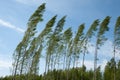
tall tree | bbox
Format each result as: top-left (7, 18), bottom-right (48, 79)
top-left (72, 24), bottom-right (84, 68)
top-left (80, 20), bottom-right (99, 80)
top-left (62, 27), bottom-right (73, 70)
top-left (94, 16), bottom-right (110, 80)
top-left (28, 45), bottom-right (43, 80)
top-left (116, 60), bottom-right (120, 80)
top-left (113, 16), bottom-right (120, 80)
top-left (12, 3), bottom-right (46, 80)
top-left (19, 3), bottom-right (46, 76)
top-left (104, 58), bottom-right (116, 80)
top-left (27, 15), bottom-right (57, 79)
top-left (45, 16), bottom-right (66, 79)
top-left (81, 19), bottom-right (99, 68)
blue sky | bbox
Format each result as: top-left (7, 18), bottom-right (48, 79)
top-left (0, 0), bottom-right (120, 77)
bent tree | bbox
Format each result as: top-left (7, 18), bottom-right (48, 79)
top-left (12, 3), bottom-right (45, 80)
top-left (113, 16), bottom-right (120, 80)
top-left (27, 15), bottom-right (57, 80)
top-left (80, 19), bottom-right (99, 80)
top-left (94, 16), bottom-right (110, 80)
top-left (11, 2), bottom-right (120, 80)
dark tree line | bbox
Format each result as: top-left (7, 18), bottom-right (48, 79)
top-left (1, 3), bottom-right (120, 80)
top-left (1, 58), bottom-right (120, 80)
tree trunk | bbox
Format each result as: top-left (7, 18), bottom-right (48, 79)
top-left (93, 43), bottom-right (98, 80)
top-left (13, 52), bottom-right (21, 80)
top-left (113, 46), bottom-right (116, 80)
top-left (81, 51), bottom-right (85, 80)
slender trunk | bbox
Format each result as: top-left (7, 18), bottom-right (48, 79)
top-left (51, 55), bottom-right (54, 70)
top-left (66, 56), bottom-right (70, 80)
top-left (49, 54), bottom-right (52, 71)
top-left (66, 54), bottom-right (69, 80)
top-left (81, 50), bottom-right (85, 80)
top-left (113, 46), bottom-right (116, 80)
top-left (67, 56), bottom-right (71, 80)
top-left (57, 55), bottom-right (60, 80)
top-left (45, 55), bottom-right (48, 73)
top-left (13, 52), bottom-right (21, 80)
top-left (63, 53), bottom-right (66, 70)
top-left (72, 55), bottom-right (76, 80)
top-left (44, 54), bottom-right (49, 80)
top-left (19, 48), bottom-right (27, 80)
top-left (82, 52), bottom-right (85, 68)
top-left (93, 42), bottom-right (98, 80)
top-left (63, 46), bottom-right (67, 70)
top-left (54, 53), bottom-right (58, 70)
top-left (73, 55), bottom-right (76, 68)
top-left (13, 61), bottom-right (18, 80)
top-left (20, 54), bottom-right (26, 75)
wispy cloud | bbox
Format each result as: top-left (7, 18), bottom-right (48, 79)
top-left (15, 0), bottom-right (104, 19)
top-left (0, 19), bottom-right (25, 33)
top-left (87, 40), bottom-right (114, 58)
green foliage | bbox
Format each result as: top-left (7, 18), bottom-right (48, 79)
top-left (1, 66), bottom-right (101, 80)
top-left (38, 15), bottom-right (57, 40)
top-left (93, 16), bottom-right (110, 80)
top-left (63, 27), bottom-right (73, 42)
top-left (11, 2), bottom-right (120, 80)
top-left (12, 3), bottom-right (46, 80)
top-left (74, 24), bottom-right (85, 45)
top-left (104, 58), bottom-right (116, 80)
top-left (114, 16), bottom-right (120, 48)
top-left (97, 16), bottom-right (110, 47)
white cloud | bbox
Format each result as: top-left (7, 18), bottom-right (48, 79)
top-left (0, 19), bottom-right (25, 33)
top-left (87, 40), bottom-right (114, 58)
top-left (76, 40), bottom-right (114, 71)
top-left (83, 59), bottom-right (108, 71)
top-left (84, 60), bottom-right (94, 70)
top-left (99, 59), bottom-right (108, 71)
top-left (99, 40), bottom-right (113, 57)
top-left (0, 54), bottom-right (12, 77)
top-left (0, 40), bottom-right (13, 77)
top-left (75, 59), bottom-right (107, 71)
top-left (0, 53), bottom-right (12, 69)
top-left (0, 60), bottom-right (11, 69)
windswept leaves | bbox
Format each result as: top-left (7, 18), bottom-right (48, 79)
top-left (12, 3), bottom-right (120, 80)
top-left (74, 24), bottom-right (85, 45)
top-left (86, 19), bottom-right (99, 39)
top-left (97, 16), bottom-right (110, 47)
top-left (12, 3), bottom-right (46, 79)
top-left (63, 27), bottom-right (73, 42)
top-left (114, 16), bottom-right (120, 47)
